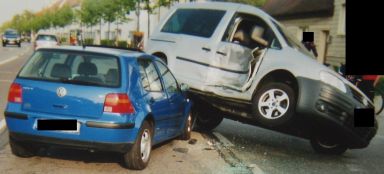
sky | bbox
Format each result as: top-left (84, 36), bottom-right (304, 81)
top-left (0, 0), bottom-right (56, 25)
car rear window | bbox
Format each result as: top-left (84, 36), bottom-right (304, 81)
top-left (161, 9), bottom-right (226, 38)
top-left (36, 35), bottom-right (57, 42)
top-left (18, 50), bottom-right (121, 87)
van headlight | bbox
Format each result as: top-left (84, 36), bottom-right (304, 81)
top-left (319, 71), bottom-right (347, 93)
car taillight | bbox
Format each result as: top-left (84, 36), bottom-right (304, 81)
top-left (8, 83), bottom-right (22, 103)
top-left (103, 93), bottom-right (135, 114)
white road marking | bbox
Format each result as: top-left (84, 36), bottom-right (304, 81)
top-left (0, 119), bottom-right (6, 132)
top-left (0, 46), bottom-right (31, 66)
top-left (0, 80), bottom-right (12, 82)
top-left (0, 56), bottom-right (18, 66)
top-left (212, 131), bottom-right (235, 147)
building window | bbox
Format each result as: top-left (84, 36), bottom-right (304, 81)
top-left (337, 3), bottom-right (346, 36)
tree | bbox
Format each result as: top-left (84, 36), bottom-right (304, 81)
top-left (226, 0), bottom-right (266, 7)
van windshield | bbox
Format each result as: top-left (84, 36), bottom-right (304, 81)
top-left (271, 20), bottom-right (315, 58)
top-left (161, 9), bottom-right (226, 38)
top-left (18, 50), bottom-right (120, 87)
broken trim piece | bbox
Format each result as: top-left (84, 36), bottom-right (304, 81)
top-left (176, 56), bottom-right (249, 74)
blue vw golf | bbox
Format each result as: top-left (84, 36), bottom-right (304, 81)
top-left (4, 46), bottom-right (192, 170)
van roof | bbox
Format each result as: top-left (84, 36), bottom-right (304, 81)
top-left (174, 2), bottom-right (271, 19)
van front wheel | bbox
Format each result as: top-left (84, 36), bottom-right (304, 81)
top-left (252, 82), bottom-right (296, 127)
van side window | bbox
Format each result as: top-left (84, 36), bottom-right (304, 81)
top-left (223, 13), bottom-right (281, 49)
top-left (138, 60), bottom-right (163, 92)
top-left (161, 9), bottom-right (226, 38)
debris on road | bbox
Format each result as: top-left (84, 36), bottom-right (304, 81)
top-left (188, 139), bottom-right (197, 145)
top-left (173, 147), bottom-right (189, 154)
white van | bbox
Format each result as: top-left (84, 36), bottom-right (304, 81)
top-left (146, 2), bottom-right (377, 154)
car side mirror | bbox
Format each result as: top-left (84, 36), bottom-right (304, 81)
top-left (180, 83), bottom-right (189, 92)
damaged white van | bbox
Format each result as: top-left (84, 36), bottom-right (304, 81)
top-left (146, 2), bottom-right (377, 154)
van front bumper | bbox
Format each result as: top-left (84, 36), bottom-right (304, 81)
top-left (296, 77), bottom-right (378, 149)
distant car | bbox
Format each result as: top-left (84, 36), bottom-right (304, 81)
top-left (34, 34), bottom-right (59, 50)
top-left (5, 46), bottom-right (192, 170)
top-left (2, 29), bottom-right (21, 47)
top-left (146, 2), bottom-right (377, 155)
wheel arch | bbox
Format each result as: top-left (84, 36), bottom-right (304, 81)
top-left (253, 69), bottom-right (299, 99)
top-left (152, 52), bottom-right (167, 64)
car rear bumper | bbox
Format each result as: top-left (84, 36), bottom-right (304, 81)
top-left (296, 77), bottom-right (378, 148)
top-left (9, 131), bottom-right (133, 153)
top-left (4, 111), bottom-right (139, 152)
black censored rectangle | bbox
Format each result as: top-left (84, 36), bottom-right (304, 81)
top-left (37, 120), bottom-right (77, 131)
top-left (354, 108), bottom-right (374, 127)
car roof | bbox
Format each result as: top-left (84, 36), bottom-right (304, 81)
top-left (37, 46), bottom-right (148, 59)
top-left (174, 2), bottom-right (272, 19)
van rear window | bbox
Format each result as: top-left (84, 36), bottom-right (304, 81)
top-left (18, 50), bottom-right (120, 87)
top-left (161, 9), bottom-right (225, 38)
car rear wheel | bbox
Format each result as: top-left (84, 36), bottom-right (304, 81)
top-left (9, 138), bottom-right (39, 158)
top-left (179, 112), bottom-right (192, 140)
top-left (18, 43), bottom-right (21, 47)
top-left (310, 137), bottom-right (347, 155)
top-left (252, 82), bottom-right (296, 127)
top-left (123, 121), bottom-right (152, 170)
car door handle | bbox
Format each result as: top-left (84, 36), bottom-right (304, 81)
top-left (202, 47), bottom-right (211, 52)
top-left (216, 51), bottom-right (227, 56)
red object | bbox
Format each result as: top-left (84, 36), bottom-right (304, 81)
top-left (362, 75), bottom-right (378, 81)
top-left (103, 93), bottom-right (135, 114)
top-left (8, 83), bottom-right (22, 103)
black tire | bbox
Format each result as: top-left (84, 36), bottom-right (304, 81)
top-left (18, 43), bottom-right (21, 47)
top-left (179, 112), bottom-right (192, 140)
top-left (2, 43), bottom-right (5, 47)
top-left (194, 105), bottom-right (223, 131)
top-left (123, 121), bottom-right (152, 170)
top-left (374, 93), bottom-right (384, 115)
top-left (252, 82), bottom-right (296, 127)
top-left (9, 138), bottom-right (38, 158)
top-left (310, 137), bottom-right (347, 155)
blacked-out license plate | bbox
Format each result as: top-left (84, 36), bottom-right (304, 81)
top-left (37, 119), bottom-right (79, 132)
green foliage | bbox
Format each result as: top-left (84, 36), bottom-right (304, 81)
top-left (60, 37), bottom-right (68, 44)
top-left (226, 0), bottom-right (266, 7)
top-left (117, 41), bottom-right (128, 48)
top-left (84, 38), bottom-right (94, 45)
top-left (100, 39), bottom-right (115, 46)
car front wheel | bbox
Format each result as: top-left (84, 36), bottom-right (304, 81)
top-left (123, 121), bottom-right (152, 170)
top-left (252, 82), bottom-right (296, 127)
top-left (179, 112), bottom-right (192, 140)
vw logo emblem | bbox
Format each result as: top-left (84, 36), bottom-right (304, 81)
top-left (57, 87), bottom-right (67, 97)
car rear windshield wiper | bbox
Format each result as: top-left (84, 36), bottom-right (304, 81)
top-left (58, 78), bottom-right (101, 86)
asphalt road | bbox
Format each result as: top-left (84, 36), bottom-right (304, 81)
top-left (213, 114), bottom-right (384, 174)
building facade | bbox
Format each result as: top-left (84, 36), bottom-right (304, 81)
top-left (263, 0), bottom-right (346, 67)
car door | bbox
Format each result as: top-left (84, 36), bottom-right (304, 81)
top-left (212, 13), bottom-right (282, 91)
top-left (138, 59), bottom-right (174, 140)
top-left (161, 8), bottom-right (227, 87)
top-left (154, 60), bottom-right (185, 136)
